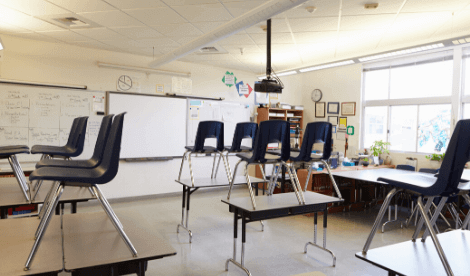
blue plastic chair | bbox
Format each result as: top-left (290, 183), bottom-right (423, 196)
top-left (227, 120), bottom-right (304, 209)
top-left (212, 122), bottom-right (259, 179)
top-left (419, 168), bottom-right (439, 174)
top-left (362, 119), bottom-right (470, 276)
top-left (178, 121), bottom-right (228, 187)
top-left (396, 164), bottom-right (416, 171)
top-left (24, 113), bottom-right (137, 271)
top-left (0, 146), bottom-right (30, 201)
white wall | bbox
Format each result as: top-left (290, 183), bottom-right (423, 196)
top-left (0, 34), bottom-right (258, 198)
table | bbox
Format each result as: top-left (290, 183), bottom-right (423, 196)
top-left (175, 176), bottom-right (267, 243)
top-left (0, 178), bottom-right (95, 219)
top-left (62, 210), bottom-right (176, 276)
top-left (0, 216), bottom-right (63, 276)
top-left (356, 230), bottom-right (470, 276)
top-left (222, 191), bottom-right (343, 276)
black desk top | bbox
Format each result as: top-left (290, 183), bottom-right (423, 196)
top-left (175, 176), bottom-right (267, 188)
top-left (356, 230), bottom-right (470, 276)
top-left (222, 191), bottom-right (342, 214)
top-left (62, 209), bottom-right (176, 271)
top-left (0, 216), bottom-right (63, 276)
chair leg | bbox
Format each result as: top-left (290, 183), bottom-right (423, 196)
top-left (416, 197), bottom-right (453, 276)
top-left (178, 151), bottom-right (189, 181)
top-left (321, 160), bottom-right (342, 200)
top-left (92, 185), bottom-right (138, 257)
top-left (188, 153), bottom-right (195, 188)
top-left (8, 155), bottom-right (30, 201)
top-left (211, 152), bottom-right (218, 179)
top-left (362, 188), bottom-right (401, 254)
top-left (32, 154), bottom-right (46, 191)
top-left (269, 164), bottom-right (282, 195)
top-left (244, 164), bottom-right (257, 210)
top-left (93, 185), bottom-right (123, 229)
top-left (258, 164), bottom-right (266, 181)
top-left (220, 151), bottom-right (233, 183)
top-left (35, 182), bottom-right (61, 238)
top-left (412, 197), bottom-right (435, 242)
top-left (283, 162), bottom-right (304, 204)
top-left (267, 164), bottom-right (277, 195)
top-left (289, 163), bottom-right (305, 199)
top-left (227, 160), bottom-right (243, 200)
top-left (25, 184), bottom-right (63, 271)
top-left (422, 197), bottom-right (447, 241)
top-left (214, 153), bottom-right (223, 179)
top-left (460, 194), bottom-right (470, 229)
top-left (303, 163), bottom-right (314, 192)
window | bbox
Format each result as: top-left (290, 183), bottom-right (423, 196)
top-left (362, 50), bottom-right (454, 154)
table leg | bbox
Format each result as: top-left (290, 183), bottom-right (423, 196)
top-left (281, 165), bottom-right (286, 193)
top-left (225, 210), bottom-right (251, 276)
top-left (388, 271), bottom-right (397, 276)
top-left (71, 202), bottom-right (77, 214)
top-left (304, 208), bottom-right (336, 266)
top-left (138, 261), bottom-right (146, 276)
top-left (382, 193), bottom-right (403, 233)
top-left (177, 186), bottom-right (195, 243)
top-left (1, 208), bottom-right (7, 219)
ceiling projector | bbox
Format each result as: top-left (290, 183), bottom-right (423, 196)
top-left (254, 79), bottom-right (283, 93)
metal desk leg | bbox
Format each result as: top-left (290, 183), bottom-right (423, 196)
top-left (304, 209), bottom-right (336, 266)
top-left (177, 186), bottom-right (197, 243)
top-left (225, 210), bottom-right (251, 276)
top-left (281, 165), bottom-right (286, 193)
top-left (71, 202), bottom-right (77, 214)
top-left (0, 208), bottom-right (7, 219)
top-left (382, 193), bottom-right (403, 233)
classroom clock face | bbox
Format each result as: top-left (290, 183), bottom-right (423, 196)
top-left (118, 75), bottom-right (133, 91)
top-left (311, 89), bottom-right (322, 102)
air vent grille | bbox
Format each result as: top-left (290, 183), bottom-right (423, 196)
top-left (54, 17), bottom-right (89, 27)
top-left (200, 47), bottom-right (219, 53)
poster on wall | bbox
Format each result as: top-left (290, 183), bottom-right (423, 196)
top-left (236, 81), bottom-right (253, 98)
top-left (222, 71), bottom-right (237, 87)
top-left (172, 77), bottom-right (192, 94)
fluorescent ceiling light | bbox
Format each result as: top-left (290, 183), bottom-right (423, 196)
top-left (299, 60), bottom-right (355, 73)
top-left (275, 71), bottom-right (297, 77)
top-left (0, 36), bottom-right (3, 51)
top-left (358, 43), bottom-right (445, 62)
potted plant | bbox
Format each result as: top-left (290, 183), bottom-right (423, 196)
top-left (370, 140), bottom-right (391, 166)
top-left (425, 153), bottom-right (445, 161)
top-left (362, 157), bottom-right (369, 167)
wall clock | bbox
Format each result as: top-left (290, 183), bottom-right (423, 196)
top-left (118, 75), bottom-right (133, 91)
top-left (311, 89), bottom-right (322, 102)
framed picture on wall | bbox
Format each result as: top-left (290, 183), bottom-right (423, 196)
top-left (341, 102), bottom-right (356, 116)
top-left (339, 117), bottom-right (347, 130)
top-left (328, 116), bottom-right (338, 125)
top-left (327, 102), bottom-right (339, 114)
top-left (315, 102), bottom-right (326, 118)
top-left (332, 126), bottom-right (337, 134)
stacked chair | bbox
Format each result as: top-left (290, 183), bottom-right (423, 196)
top-left (24, 113), bottom-right (138, 271)
top-left (362, 119), bottom-right (470, 276)
top-left (0, 145), bottom-right (31, 200)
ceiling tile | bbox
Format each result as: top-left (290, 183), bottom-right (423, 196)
top-left (101, 39), bottom-right (146, 48)
top-left (104, 0), bottom-right (165, 9)
top-left (244, 19), bottom-right (290, 34)
top-left (217, 34), bottom-right (255, 45)
top-left (162, 0), bottom-right (219, 5)
top-left (340, 14), bottom-right (395, 31)
top-left (224, 45), bottom-right (263, 55)
top-left (110, 26), bottom-right (163, 39)
top-left (249, 33), bottom-right (294, 44)
top-left (152, 23), bottom-right (203, 37)
top-left (78, 10), bottom-right (145, 27)
top-left (172, 3), bottom-right (233, 22)
top-left (433, 10), bottom-right (470, 39)
top-left (222, 1), bottom-right (266, 18)
top-left (288, 17), bottom-right (338, 32)
top-left (125, 8), bottom-right (187, 25)
top-left (277, 0), bottom-right (340, 19)
top-left (172, 36), bottom-right (199, 45)
top-left (37, 30), bottom-right (93, 42)
top-left (158, 47), bottom-right (179, 53)
top-left (46, 0), bottom-right (117, 13)
top-left (136, 38), bottom-right (180, 47)
top-left (0, 0), bottom-right (69, 16)
top-left (402, 0), bottom-right (470, 13)
top-left (342, 0), bottom-right (403, 16)
top-left (73, 27), bottom-right (128, 40)
top-left (0, 20), bottom-right (32, 34)
top-left (73, 39), bottom-right (119, 50)
top-left (191, 21), bottom-right (226, 33)
top-left (293, 31), bottom-right (337, 44)
top-left (0, 6), bottom-right (64, 31)
top-left (11, 32), bottom-right (63, 43)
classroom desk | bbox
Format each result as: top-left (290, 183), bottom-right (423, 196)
top-left (222, 191), bottom-right (343, 276)
top-left (175, 176), bottom-right (267, 243)
top-left (355, 230), bottom-right (470, 276)
top-left (0, 178), bottom-right (95, 219)
top-left (0, 216), bottom-right (63, 276)
top-left (62, 210), bottom-right (176, 276)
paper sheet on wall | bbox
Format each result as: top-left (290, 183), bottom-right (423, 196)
top-left (92, 96), bottom-right (105, 112)
top-left (172, 77), bottom-right (192, 95)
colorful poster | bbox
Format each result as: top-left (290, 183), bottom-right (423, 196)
top-left (236, 81), bottom-right (253, 98)
top-left (222, 71), bottom-right (237, 87)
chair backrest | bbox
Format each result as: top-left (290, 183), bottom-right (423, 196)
top-left (193, 121), bottom-right (224, 151)
top-left (251, 120), bottom-right (290, 163)
top-left (65, 116), bottom-right (88, 157)
top-left (91, 114), bottom-right (114, 161)
top-left (95, 112), bottom-right (126, 184)
top-left (434, 119), bottom-right (470, 196)
top-left (229, 122), bottom-right (258, 152)
top-left (396, 164), bottom-right (415, 171)
top-left (419, 168), bottom-right (439, 174)
top-left (64, 117), bottom-right (82, 147)
top-left (296, 122), bottom-right (332, 162)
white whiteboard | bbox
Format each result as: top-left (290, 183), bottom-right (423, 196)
top-left (187, 99), bottom-right (252, 148)
top-left (107, 92), bottom-right (187, 158)
top-left (0, 83), bottom-right (105, 162)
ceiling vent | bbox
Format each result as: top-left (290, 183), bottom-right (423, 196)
top-left (199, 47), bottom-right (218, 53)
top-left (196, 45), bottom-right (228, 55)
top-left (38, 13), bottom-right (100, 29)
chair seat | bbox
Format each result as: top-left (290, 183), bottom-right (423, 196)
top-left (31, 145), bottom-right (76, 156)
top-left (225, 145), bottom-right (252, 152)
top-left (0, 147), bottom-right (30, 158)
top-left (236, 152), bottom-right (282, 163)
top-left (36, 158), bottom-right (99, 169)
top-left (0, 145), bottom-right (29, 150)
top-left (29, 166), bottom-right (101, 185)
top-left (378, 173), bottom-right (441, 196)
top-left (268, 149), bottom-right (323, 162)
top-left (185, 145), bottom-right (218, 153)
